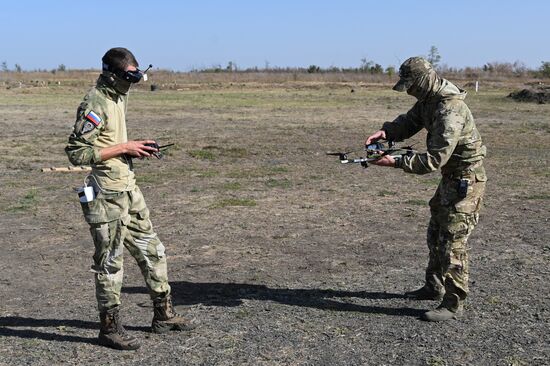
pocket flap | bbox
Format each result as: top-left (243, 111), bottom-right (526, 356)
top-left (121, 214), bottom-right (131, 226)
top-left (137, 207), bottom-right (150, 220)
top-left (474, 166), bottom-right (487, 182)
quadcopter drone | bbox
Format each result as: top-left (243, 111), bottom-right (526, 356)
top-left (326, 141), bottom-right (416, 168)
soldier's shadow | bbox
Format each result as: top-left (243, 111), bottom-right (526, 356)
top-left (125, 281), bottom-right (424, 317)
top-left (0, 317), bottom-right (148, 344)
top-left (0, 283), bottom-right (421, 346)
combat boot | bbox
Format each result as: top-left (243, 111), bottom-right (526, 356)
top-left (152, 295), bottom-right (197, 334)
top-left (98, 306), bottom-right (140, 350)
top-left (421, 293), bottom-right (463, 322)
top-left (404, 285), bottom-right (444, 301)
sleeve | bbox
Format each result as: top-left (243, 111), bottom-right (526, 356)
top-left (398, 101), bottom-right (464, 175)
top-left (65, 100), bottom-right (107, 166)
top-left (381, 103), bottom-right (424, 142)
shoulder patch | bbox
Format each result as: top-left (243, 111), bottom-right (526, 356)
top-left (81, 121), bottom-right (97, 134)
top-left (85, 110), bottom-right (102, 126)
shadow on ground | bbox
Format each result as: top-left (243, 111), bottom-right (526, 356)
top-left (0, 282), bottom-right (424, 346)
top-left (125, 281), bottom-right (425, 317)
top-left (0, 316), bottom-right (149, 344)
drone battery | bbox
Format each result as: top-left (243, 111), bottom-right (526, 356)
top-left (77, 185), bottom-right (96, 203)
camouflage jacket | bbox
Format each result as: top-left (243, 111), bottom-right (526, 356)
top-left (382, 79), bottom-right (486, 176)
top-left (65, 76), bottom-right (136, 191)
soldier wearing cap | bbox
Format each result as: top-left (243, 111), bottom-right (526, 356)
top-left (65, 48), bottom-right (196, 349)
top-left (365, 57), bottom-right (487, 321)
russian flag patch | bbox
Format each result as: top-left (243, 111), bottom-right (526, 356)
top-left (85, 110), bottom-right (102, 126)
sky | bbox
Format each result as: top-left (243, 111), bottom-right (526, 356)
top-left (1, 0), bottom-right (549, 71)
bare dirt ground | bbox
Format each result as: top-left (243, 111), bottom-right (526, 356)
top-left (0, 78), bottom-right (549, 365)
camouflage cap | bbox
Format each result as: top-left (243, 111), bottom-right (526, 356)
top-left (393, 57), bottom-right (434, 92)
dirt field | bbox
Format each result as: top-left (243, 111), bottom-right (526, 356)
top-left (0, 78), bottom-right (549, 365)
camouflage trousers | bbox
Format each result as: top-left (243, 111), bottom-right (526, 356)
top-left (425, 165), bottom-right (486, 301)
top-left (80, 185), bottom-right (171, 312)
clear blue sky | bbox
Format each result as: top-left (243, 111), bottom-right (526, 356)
top-left (1, 0), bottom-right (548, 71)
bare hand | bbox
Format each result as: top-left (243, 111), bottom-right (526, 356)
top-left (365, 130), bottom-right (386, 146)
top-left (370, 154), bottom-right (395, 167)
top-left (124, 140), bottom-right (159, 158)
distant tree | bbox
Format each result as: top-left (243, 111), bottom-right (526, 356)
top-left (385, 66), bottom-right (396, 77)
top-left (437, 63), bottom-right (452, 74)
top-left (370, 63), bottom-right (384, 74)
top-left (1, 61), bottom-right (8, 72)
top-left (57, 64), bottom-right (66, 72)
top-left (226, 61), bottom-right (237, 72)
top-left (427, 46), bottom-right (441, 68)
top-left (359, 57), bottom-right (374, 72)
top-left (463, 67), bottom-right (479, 79)
top-left (540, 62), bottom-right (550, 78)
top-left (307, 65), bottom-right (321, 73)
top-left (512, 61), bottom-right (527, 76)
top-left (483, 62), bottom-right (513, 75)
top-left (15, 64), bottom-right (22, 72)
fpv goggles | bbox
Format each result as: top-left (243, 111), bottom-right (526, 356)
top-left (102, 63), bottom-right (152, 83)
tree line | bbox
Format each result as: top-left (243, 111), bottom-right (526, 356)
top-left (2, 46), bottom-right (550, 78)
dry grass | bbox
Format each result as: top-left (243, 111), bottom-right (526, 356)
top-left (1, 69), bottom-right (546, 92)
top-left (0, 76), bottom-right (549, 365)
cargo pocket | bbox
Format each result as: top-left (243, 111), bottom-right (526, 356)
top-left (137, 207), bottom-right (150, 220)
top-left (80, 191), bottom-right (124, 224)
top-left (454, 181), bottom-right (478, 214)
top-left (440, 177), bottom-right (462, 207)
top-left (135, 207), bottom-right (153, 233)
top-left (474, 165), bottom-right (487, 183)
top-left (120, 214), bottom-right (131, 226)
top-left (90, 222), bottom-right (110, 248)
top-left (438, 175), bottom-right (476, 214)
top-left (455, 178), bottom-right (485, 214)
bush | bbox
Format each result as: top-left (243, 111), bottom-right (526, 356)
top-left (370, 63), bottom-right (383, 74)
top-left (540, 62), bottom-right (550, 78)
top-left (307, 65), bottom-right (321, 73)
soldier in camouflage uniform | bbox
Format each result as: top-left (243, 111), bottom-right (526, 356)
top-left (365, 57), bottom-right (487, 321)
top-left (66, 48), bottom-right (195, 350)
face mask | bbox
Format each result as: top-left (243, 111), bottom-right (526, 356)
top-left (111, 74), bottom-right (133, 94)
top-left (406, 80), bottom-right (424, 99)
top-left (406, 73), bottom-right (437, 101)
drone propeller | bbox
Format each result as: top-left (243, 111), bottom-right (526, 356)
top-left (326, 151), bottom-right (352, 160)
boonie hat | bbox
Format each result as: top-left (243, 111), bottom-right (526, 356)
top-left (393, 57), bottom-right (434, 92)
